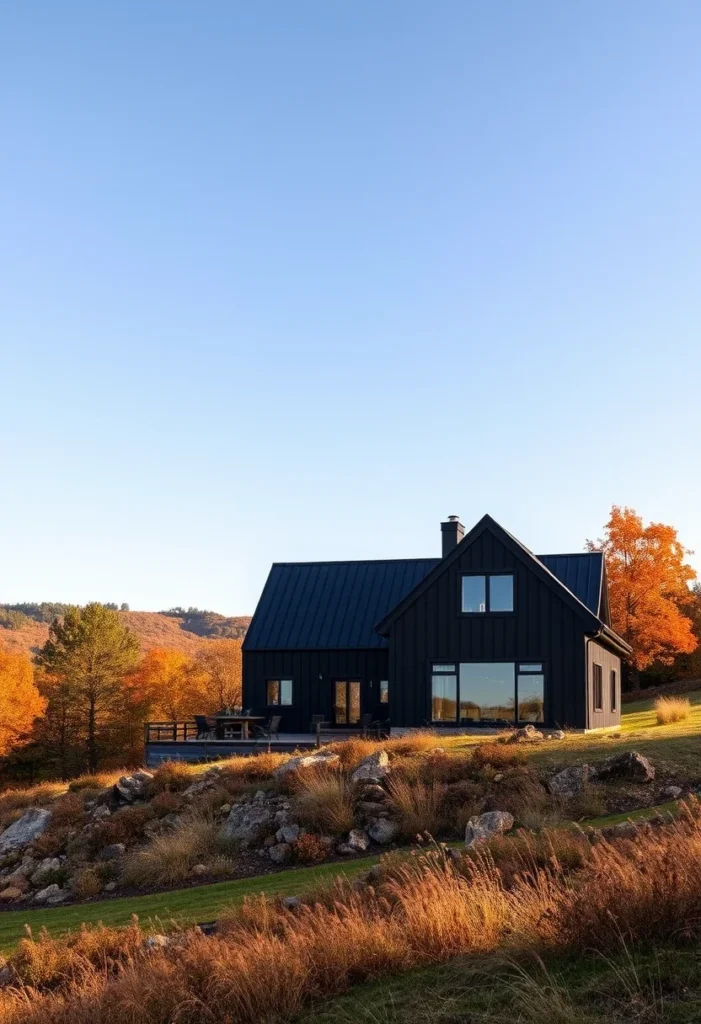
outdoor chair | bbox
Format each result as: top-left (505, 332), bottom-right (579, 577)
top-left (195, 715), bottom-right (217, 740)
top-left (253, 715), bottom-right (282, 747)
top-left (360, 713), bottom-right (382, 740)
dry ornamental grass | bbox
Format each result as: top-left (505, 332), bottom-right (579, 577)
top-left (654, 695), bottom-right (691, 725)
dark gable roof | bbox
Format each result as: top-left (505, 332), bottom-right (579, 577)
top-left (537, 552), bottom-right (603, 616)
top-left (243, 558), bottom-right (439, 651)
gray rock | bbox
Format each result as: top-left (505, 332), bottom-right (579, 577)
top-left (548, 765), bottom-right (595, 800)
top-left (358, 784), bottom-right (387, 803)
top-left (508, 725), bottom-right (544, 744)
top-left (144, 934), bottom-right (169, 949)
top-left (346, 829), bottom-right (370, 852)
top-left (594, 752), bottom-right (655, 784)
top-left (355, 801), bottom-right (388, 818)
top-left (273, 753), bottom-right (340, 779)
top-left (191, 863), bottom-right (208, 876)
top-left (90, 805), bottom-right (112, 821)
top-left (549, 730), bottom-right (566, 740)
top-left (34, 883), bottom-right (64, 904)
top-left (98, 843), bottom-right (126, 861)
top-left (104, 881), bottom-right (118, 892)
top-left (282, 896), bottom-right (301, 910)
top-left (3, 872), bottom-right (29, 893)
top-left (219, 804), bottom-right (232, 815)
top-left (115, 771), bottom-right (153, 803)
top-left (30, 857), bottom-right (61, 886)
top-left (351, 751), bottom-right (390, 784)
top-left (254, 791), bottom-right (267, 802)
top-left (337, 843), bottom-right (357, 855)
top-left (0, 808), bottom-right (52, 853)
top-left (366, 818), bottom-right (398, 844)
top-left (222, 802), bottom-right (276, 848)
top-left (464, 811), bottom-right (514, 848)
top-left (268, 842), bottom-right (291, 864)
top-left (661, 785), bottom-right (682, 800)
top-left (276, 823), bottom-right (300, 844)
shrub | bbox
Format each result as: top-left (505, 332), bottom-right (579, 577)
top-left (68, 771), bottom-right (121, 792)
top-left (293, 769), bottom-right (355, 835)
top-left (150, 790), bottom-right (184, 816)
top-left (383, 730), bottom-right (442, 756)
top-left (417, 750), bottom-right (473, 785)
top-left (148, 760), bottom-right (193, 794)
top-left (89, 806), bottom-right (155, 852)
top-left (291, 832), bottom-right (329, 863)
top-left (471, 742), bottom-right (527, 770)
top-left (70, 867), bottom-right (103, 899)
top-left (218, 751), bottom-right (292, 782)
top-left (387, 777), bottom-right (447, 840)
top-left (121, 813), bottom-right (221, 888)
top-left (655, 695), bottom-right (691, 725)
top-left (48, 793), bottom-right (87, 829)
top-left (31, 827), bottom-right (72, 859)
top-left (324, 737), bottom-right (378, 770)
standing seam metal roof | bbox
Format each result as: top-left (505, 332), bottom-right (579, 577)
top-left (243, 551), bottom-right (605, 650)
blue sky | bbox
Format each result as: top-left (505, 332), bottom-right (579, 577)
top-left (1, 2), bottom-right (700, 615)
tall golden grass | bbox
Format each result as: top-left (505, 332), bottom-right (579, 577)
top-left (655, 695), bottom-right (691, 725)
top-left (120, 812), bottom-right (224, 887)
top-left (292, 768), bottom-right (355, 835)
top-left (4, 805), bottom-right (701, 1023)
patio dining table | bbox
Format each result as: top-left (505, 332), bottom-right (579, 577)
top-left (213, 713), bottom-right (265, 740)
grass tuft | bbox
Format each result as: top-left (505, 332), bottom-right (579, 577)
top-left (654, 695), bottom-right (691, 725)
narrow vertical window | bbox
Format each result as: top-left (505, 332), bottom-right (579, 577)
top-left (593, 664), bottom-right (603, 711)
top-left (461, 576), bottom-right (486, 613)
top-left (379, 680), bottom-right (389, 703)
top-left (431, 664), bottom-right (457, 721)
top-left (610, 669), bottom-right (617, 713)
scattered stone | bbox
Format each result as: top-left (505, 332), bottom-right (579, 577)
top-left (223, 802), bottom-right (276, 847)
top-left (219, 804), bottom-right (232, 815)
top-left (30, 857), bottom-right (61, 886)
top-left (104, 881), bottom-right (118, 892)
top-left (355, 801), bottom-right (388, 818)
top-left (34, 883), bottom-right (64, 904)
top-left (0, 808), bottom-right (52, 853)
top-left (337, 843), bottom-right (356, 855)
top-left (507, 725), bottom-right (544, 744)
top-left (254, 791), bottom-right (267, 802)
top-left (3, 872), bottom-right (29, 893)
top-left (346, 829), bottom-right (370, 853)
top-left (276, 823), bottom-right (300, 844)
top-left (268, 842), bottom-right (291, 864)
top-left (90, 805), bottom-right (112, 821)
top-left (191, 863), bottom-right (208, 876)
top-left (549, 730), bottom-right (566, 740)
top-left (661, 785), bottom-right (682, 800)
top-left (594, 751), bottom-right (655, 784)
top-left (548, 765), bottom-right (595, 800)
top-left (493, 773), bottom-right (504, 783)
top-left (464, 811), bottom-right (514, 849)
top-left (273, 753), bottom-right (340, 779)
top-left (366, 818), bottom-right (399, 844)
top-left (0, 887), bottom-right (23, 903)
top-left (144, 934), bottom-right (169, 949)
top-left (263, 834), bottom-right (277, 848)
top-left (351, 751), bottom-right (390, 784)
top-left (282, 896), bottom-right (301, 910)
top-left (99, 843), bottom-right (126, 861)
top-left (114, 771), bottom-right (153, 803)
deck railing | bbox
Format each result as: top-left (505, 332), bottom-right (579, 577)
top-left (144, 721), bottom-right (199, 743)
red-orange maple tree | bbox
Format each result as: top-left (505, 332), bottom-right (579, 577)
top-left (588, 506), bottom-right (698, 670)
top-left (0, 648), bottom-right (46, 756)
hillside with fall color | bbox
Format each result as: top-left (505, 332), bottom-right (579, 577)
top-left (0, 606), bottom-right (250, 657)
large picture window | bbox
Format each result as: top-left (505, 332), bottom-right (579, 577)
top-left (431, 661), bottom-right (545, 724)
top-left (461, 574), bottom-right (513, 613)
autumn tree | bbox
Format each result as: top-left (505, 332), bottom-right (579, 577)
top-left (197, 638), bottom-right (243, 710)
top-left (588, 507), bottom-right (698, 673)
top-left (37, 603), bottom-right (141, 772)
top-left (0, 649), bottom-right (46, 757)
top-left (128, 648), bottom-right (207, 722)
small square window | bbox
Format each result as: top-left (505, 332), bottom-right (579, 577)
top-left (379, 680), bottom-right (389, 703)
top-left (461, 576), bottom-right (486, 613)
top-left (267, 679), bottom-right (293, 706)
top-left (490, 575), bottom-right (514, 612)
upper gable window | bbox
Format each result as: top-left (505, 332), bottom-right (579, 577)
top-left (461, 574), bottom-right (513, 613)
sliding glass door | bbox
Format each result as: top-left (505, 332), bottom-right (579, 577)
top-left (334, 680), bottom-right (361, 725)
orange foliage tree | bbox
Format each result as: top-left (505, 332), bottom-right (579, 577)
top-left (197, 638), bottom-right (243, 710)
top-left (128, 648), bottom-right (207, 722)
top-left (0, 649), bottom-right (46, 756)
top-left (588, 506), bottom-right (698, 671)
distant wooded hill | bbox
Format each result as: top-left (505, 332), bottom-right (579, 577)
top-left (0, 603), bottom-right (251, 656)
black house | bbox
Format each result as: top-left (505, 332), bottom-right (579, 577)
top-left (242, 515), bottom-right (632, 733)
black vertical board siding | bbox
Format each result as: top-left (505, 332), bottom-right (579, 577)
top-left (243, 648), bottom-right (389, 733)
top-left (386, 526), bottom-right (589, 729)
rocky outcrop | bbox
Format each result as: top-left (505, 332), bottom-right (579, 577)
top-left (273, 753), bottom-right (340, 779)
top-left (548, 765), bottom-right (595, 799)
top-left (464, 811), bottom-right (514, 848)
top-left (29, 857), bottom-right (61, 886)
top-left (114, 771), bottom-right (154, 804)
top-left (223, 802), bottom-right (276, 847)
top-left (0, 808), bottom-right (52, 853)
top-left (33, 883), bottom-right (66, 905)
top-left (351, 751), bottom-right (390, 784)
top-left (594, 751), bottom-right (655, 784)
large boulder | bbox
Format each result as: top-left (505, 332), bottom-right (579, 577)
top-left (30, 857), bottom-right (61, 886)
top-left (273, 753), bottom-right (340, 779)
top-left (0, 808), bottom-right (52, 854)
top-left (268, 842), bottom-right (291, 864)
top-left (351, 751), bottom-right (390, 784)
top-left (464, 811), bottom-right (514, 848)
top-left (275, 823), bottom-right (300, 844)
top-left (114, 771), bottom-right (153, 804)
top-left (594, 751), bottom-right (655, 784)
top-left (548, 765), bottom-right (595, 800)
top-left (33, 883), bottom-right (66, 905)
top-left (346, 828), bottom-right (370, 852)
top-left (366, 818), bottom-right (398, 844)
top-left (222, 802), bottom-right (276, 847)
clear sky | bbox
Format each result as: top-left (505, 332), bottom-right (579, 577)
top-left (2, 1), bottom-right (700, 615)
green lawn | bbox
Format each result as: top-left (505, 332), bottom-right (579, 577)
top-left (0, 855), bottom-right (378, 955)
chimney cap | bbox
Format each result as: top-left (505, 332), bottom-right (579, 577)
top-left (447, 514), bottom-right (460, 522)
